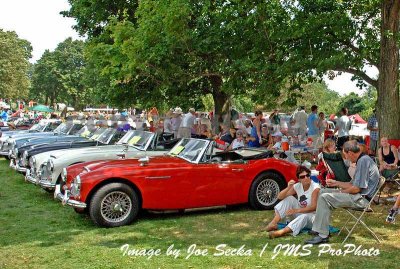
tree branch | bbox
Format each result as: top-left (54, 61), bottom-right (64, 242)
top-left (334, 67), bottom-right (378, 88)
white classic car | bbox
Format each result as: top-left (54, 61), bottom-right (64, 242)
top-left (25, 130), bottom-right (178, 191)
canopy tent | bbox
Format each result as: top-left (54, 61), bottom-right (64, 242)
top-left (349, 114), bottom-right (367, 124)
top-left (329, 114), bottom-right (337, 120)
top-left (28, 104), bottom-right (54, 113)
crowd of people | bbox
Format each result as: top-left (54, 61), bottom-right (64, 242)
top-left (3, 102), bottom-right (400, 235)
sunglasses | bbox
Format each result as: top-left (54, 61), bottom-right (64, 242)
top-left (298, 174), bottom-right (310, 179)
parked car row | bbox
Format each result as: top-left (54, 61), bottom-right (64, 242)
top-left (3, 122), bottom-right (298, 228)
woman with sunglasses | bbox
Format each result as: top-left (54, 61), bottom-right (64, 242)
top-left (266, 166), bottom-right (320, 238)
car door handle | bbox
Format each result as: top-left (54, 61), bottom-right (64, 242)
top-left (232, 168), bottom-right (244, 172)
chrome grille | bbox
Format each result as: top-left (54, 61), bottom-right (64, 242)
top-left (39, 164), bottom-right (49, 182)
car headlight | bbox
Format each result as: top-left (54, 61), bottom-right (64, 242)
top-left (70, 175), bottom-right (81, 197)
top-left (61, 168), bottom-right (67, 182)
top-left (22, 151), bottom-right (28, 166)
top-left (29, 156), bottom-right (35, 168)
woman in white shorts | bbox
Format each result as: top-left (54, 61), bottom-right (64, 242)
top-left (266, 166), bottom-right (320, 238)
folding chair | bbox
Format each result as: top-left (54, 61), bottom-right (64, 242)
top-left (321, 152), bottom-right (353, 183)
top-left (375, 164), bottom-right (400, 204)
top-left (338, 176), bottom-right (386, 244)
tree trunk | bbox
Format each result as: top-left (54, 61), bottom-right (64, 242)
top-left (377, 0), bottom-right (400, 139)
top-left (210, 75), bottom-right (230, 134)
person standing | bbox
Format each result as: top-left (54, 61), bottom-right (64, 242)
top-left (334, 107), bottom-right (352, 150)
top-left (293, 106), bottom-right (308, 137)
top-left (163, 110), bottom-right (174, 134)
top-left (171, 107), bottom-right (183, 139)
top-left (247, 110), bottom-right (263, 147)
top-left (305, 140), bottom-right (379, 244)
top-left (269, 109), bottom-right (280, 133)
top-left (306, 105), bottom-right (319, 148)
top-left (367, 109), bottom-right (378, 156)
top-left (316, 112), bottom-right (327, 149)
top-left (178, 108), bottom-right (196, 138)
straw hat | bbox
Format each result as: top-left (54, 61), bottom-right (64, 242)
top-left (173, 107), bottom-right (183, 114)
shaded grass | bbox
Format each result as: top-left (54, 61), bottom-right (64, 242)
top-left (0, 159), bottom-right (399, 269)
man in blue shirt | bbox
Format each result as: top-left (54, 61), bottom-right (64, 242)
top-left (305, 140), bottom-right (379, 244)
top-left (306, 105), bottom-right (319, 148)
top-left (0, 109), bottom-right (8, 122)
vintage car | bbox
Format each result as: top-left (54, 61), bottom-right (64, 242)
top-left (12, 127), bottom-right (124, 173)
top-left (8, 122), bottom-right (85, 160)
top-left (55, 138), bottom-right (298, 227)
top-left (32, 130), bottom-right (178, 191)
top-left (0, 119), bottom-right (60, 140)
top-left (0, 118), bottom-right (35, 132)
top-left (0, 119), bottom-right (62, 157)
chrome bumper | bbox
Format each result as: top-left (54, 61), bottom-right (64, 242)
top-left (0, 150), bottom-right (10, 156)
top-left (38, 179), bottom-right (56, 189)
top-left (25, 170), bottom-right (39, 184)
top-left (54, 184), bottom-right (87, 209)
top-left (16, 163), bottom-right (27, 173)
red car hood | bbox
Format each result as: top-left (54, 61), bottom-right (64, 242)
top-left (66, 156), bottom-right (187, 183)
top-left (83, 155), bottom-right (186, 171)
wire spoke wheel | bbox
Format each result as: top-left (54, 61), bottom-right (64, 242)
top-left (100, 191), bottom-right (132, 223)
top-left (256, 178), bottom-right (280, 207)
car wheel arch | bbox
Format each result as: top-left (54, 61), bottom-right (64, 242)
top-left (85, 178), bottom-right (143, 210)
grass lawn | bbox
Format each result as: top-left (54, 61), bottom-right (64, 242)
top-left (0, 158), bottom-right (399, 269)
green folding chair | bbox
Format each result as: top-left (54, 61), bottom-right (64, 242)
top-left (321, 152), bottom-right (352, 183)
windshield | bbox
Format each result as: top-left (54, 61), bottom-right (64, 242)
top-left (69, 124), bottom-right (84, 135)
top-left (43, 122), bottom-right (60, 132)
top-left (168, 138), bottom-right (208, 162)
top-left (29, 124), bottom-right (41, 131)
top-left (96, 128), bottom-right (117, 144)
top-left (117, 130), bottom-right (154, 150)
top-left (53, 123), bottom-right (70, 134)
top-left (88, 128), bottom-right (107, 140)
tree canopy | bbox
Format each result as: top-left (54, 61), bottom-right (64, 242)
top-left (0, 29), bottom-right (32, 99)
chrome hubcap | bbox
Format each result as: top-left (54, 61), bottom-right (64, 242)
top-left (100, 191), bottom-right (132, 223)
top-left (256, 178), bottom-right (280, 206)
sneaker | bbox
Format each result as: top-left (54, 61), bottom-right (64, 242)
top-left (386, 208), bottom-right (398, 223)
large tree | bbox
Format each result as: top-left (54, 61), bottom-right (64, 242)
top-left (31, 38), bottom-right (90, 109)
top-left (280, 0), bottom-right (399, 138)
top-left (82, 0), bottom-right (292, 122)
top-left (0, 29), bottom-right (32, 99)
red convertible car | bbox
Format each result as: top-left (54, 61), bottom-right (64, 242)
top-left (55, 138), bottom-right (298, 227)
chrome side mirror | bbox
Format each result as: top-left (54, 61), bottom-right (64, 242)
top-left (138, 156), bottom-right (149, 166)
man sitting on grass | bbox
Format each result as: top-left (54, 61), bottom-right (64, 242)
top-left (305, 140), bottom-right (380, 244)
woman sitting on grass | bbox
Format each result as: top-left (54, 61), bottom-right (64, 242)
top-left (266, 166), bottom-right (320, 238)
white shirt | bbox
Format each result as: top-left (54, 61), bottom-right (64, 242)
top-left (180, 112), bottom-right (196, 128)
top-left (337, 115), bottom-right (351, 137)
top-left (171, 116), bottom-right (182, 131)
top-left (163, 118), bottom-right (173, 133)
top-left (294, 110), bottom-right (308, 128)
top-left (231, 139), bottom-right (244, 150)
top-left (293, 181), bottom-right (320, 208)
